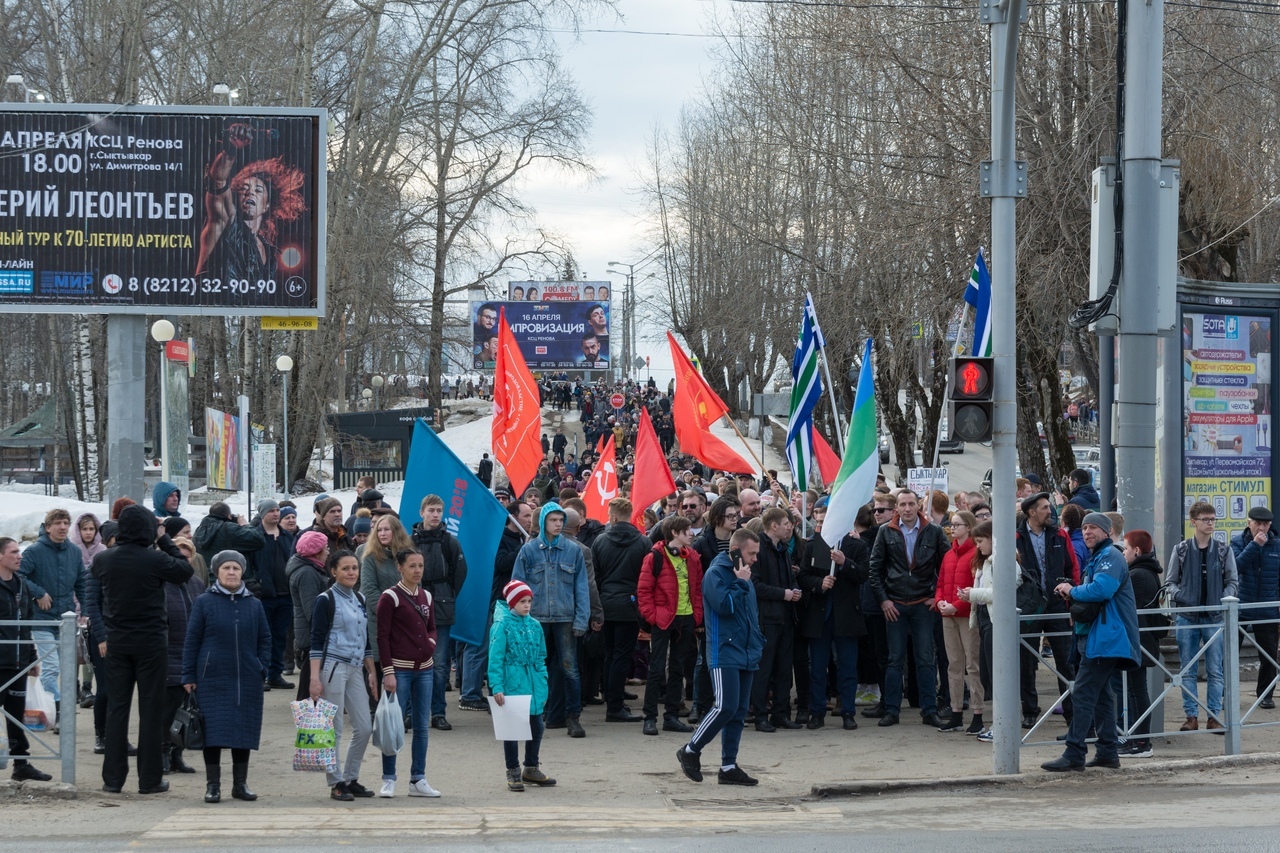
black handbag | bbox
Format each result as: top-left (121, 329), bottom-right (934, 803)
top-left (1069, 598), bottom-right (1106, 625)
top-left (169, 691), bottom-right (205, 750)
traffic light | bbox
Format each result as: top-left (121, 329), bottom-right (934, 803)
top-left (949, 357), bottom-right (994, 442)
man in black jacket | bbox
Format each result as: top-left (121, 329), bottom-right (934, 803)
top-left (798, 513), bottom-right (869, 730)
top-left (93, 505), bottom-right (194, 795)
top-left (477, 453), bottom-right (494, 488)
top-left (193, 502), bottom-right (265, 570)
top-left (749, 507), bottom-right (803, 731)
top-left (411, 494), bottom-right (468, 731)
top-left (0, 536), bottom-right (51, 782)
top-left (869, 490), bottom-right (948, 728)
top-left (590, 497), bottom-right (650, 723)
top-left (247, 499), bottom-right (295, 691)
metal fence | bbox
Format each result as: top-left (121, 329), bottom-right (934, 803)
top-left (0, 612), bottom-right (78, 783)
top-left (1017, 596), bottom-right (1277, 755)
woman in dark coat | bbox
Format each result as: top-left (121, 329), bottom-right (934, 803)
top-left (163, 568), bottom-right (205, 774)
top-left (1116, 530), bottom-right (1164, 759)
top-left (183, 550), bottom-right (270, 804)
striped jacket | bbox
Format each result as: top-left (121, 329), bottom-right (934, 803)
top-left (375, 582), bottom-right (437, 677)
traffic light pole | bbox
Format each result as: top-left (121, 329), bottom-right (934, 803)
top-left (983, 0), bottom-right (1026, 775)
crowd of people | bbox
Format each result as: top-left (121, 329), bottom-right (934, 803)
top-left (3, 413), bottom-right (1278, 796)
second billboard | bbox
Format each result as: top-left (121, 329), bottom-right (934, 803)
top-left (473, 300), bottom-right (610, 370)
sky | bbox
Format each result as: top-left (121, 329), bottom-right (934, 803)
top-left (512, 0), bottom-right (736, 383)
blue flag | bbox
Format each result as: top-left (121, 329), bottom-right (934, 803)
top-left (399, 419), bottom-right (509, 646)
top-left (963, 248), bottom-right (993, 357)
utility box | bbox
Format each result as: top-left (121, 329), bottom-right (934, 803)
top-left (1089, 161), bottom-right (1179, 334)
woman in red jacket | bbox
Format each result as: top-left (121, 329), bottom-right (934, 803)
top-left (935, 510), bottom-right (984, 734)
top-left (637, 516), bottom-right (703, 737)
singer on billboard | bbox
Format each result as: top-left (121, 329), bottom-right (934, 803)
top-left (196, 122), bottom-right (306, 282)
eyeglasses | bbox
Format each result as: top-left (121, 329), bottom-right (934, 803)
top-left (682, 504), bottom-right (700, 510)
top-left (951, 521), bottom-right (968, 528)
top-left (1195, 516), bottom-right (1217, 524)
top-left (724, 512), bottom-right (740, 519)
top-left (874, 507), bottom-right (893, 514)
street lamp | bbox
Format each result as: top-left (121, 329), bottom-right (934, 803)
top-left (150, 320), bottom-right (175, 483)
top-left (276, 355), bottom-right (293, 494)
top-left (5, 74), bottom-right (28, 103)
top-left (371, 374), bottom-right (384, 409)
top-left (606, 262), bottom-right (634, 380)
top-left (362, 387), bottom-right (373, 410)
top-left (212, 82), bottom-right (239, 106)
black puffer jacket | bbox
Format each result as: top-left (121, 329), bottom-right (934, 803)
top-left (164, 574), bottom-right (206, 686)
top-left (491, 525), bottom-right (526, 603)
top-left (410, 523), bottom-right (467, 627)
top-left (0, 572), bottom-right (35, 670)
top-left (1129, 551), bottom-right (1165, 668)
top-left (751, 533), bottom-right (796, 626)
top-left (591, 521), bottom-right (650, 622)
top-left (797, 533), bottom-right (869, 639)
top-left (91, 505), bottom-right (194, 652)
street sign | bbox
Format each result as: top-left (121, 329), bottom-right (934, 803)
top-left (751, 393), bottom-right (790, 417)
top-left (632, 357), bottom-right (646, 370)
top-left (261, 316), bottom-right (318, 330)
top-left (911, 322), bottom-right (924, 340)
top-left (609, 393), bottom-right (625, 410)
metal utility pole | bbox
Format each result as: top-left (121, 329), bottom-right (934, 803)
top-left (1099, 334), bottom-right (1115, 508)
top-left (105, 317), bottom-right (146, 510)
top-left (1115, 0), bottom-right (1163, 533)
top-left (981, 0), bottom-right (1027, 775)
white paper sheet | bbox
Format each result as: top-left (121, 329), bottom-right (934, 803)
top-left (486, 694), bottom-right (533, 741)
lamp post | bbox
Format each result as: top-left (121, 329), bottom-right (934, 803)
top-left (607, 262), bottom-right (635, 380)
top-left (371, 374), bottom-right (384, 410)
top-left (212, 82), bottom-right (239, 107)
top-left (150, 320), bottom-right (176, 483)
top-left (5, 74), bottom-right (29, 103)
top-left (362, 387), bottom-right (373, 410)
top-left (276, 355), bottom-right (293, 494)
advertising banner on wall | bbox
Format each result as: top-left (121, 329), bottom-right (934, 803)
top-left (162, 339), bottom-right (190, 497)
top-left (472, 300), bottom-right (610, 370)
top-left (506, 280), bottom-right (612, 302)
top-left (205, 406), bottom-right (242, 490)
top-left (0, 105), bottom-right (326, 315)
top-left (1182, 309), bottom-right (1273, 541)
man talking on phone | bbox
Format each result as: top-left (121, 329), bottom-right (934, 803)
top-left (676, 528), bottom-right (765, 786)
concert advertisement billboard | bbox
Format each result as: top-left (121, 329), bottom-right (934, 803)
top-left (0, 104), bottom-right (326, 315)
top-left (472, 300), bottom-right (610, 371)
top-left (507, 280), bottom-right (612, 302)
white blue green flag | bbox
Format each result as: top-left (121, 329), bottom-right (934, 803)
top-left (964, 248), bottom-right (993, 357)
top-left (822, 338), bottom-right (878, 547)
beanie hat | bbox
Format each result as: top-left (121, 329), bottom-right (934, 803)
top-left (279, 505), bottom-right (298, 519)
top-left (295, 530), bottom-right (329, 557)
top-left (313, 493), bottom-right (331, 506)
top-left (504, 580), bottom-right (533, 608)
top-left (99, 521), bottom-right (119, 544)
top-left (1081, 511), bottom-right (1112, 535)
top-left (257, 498), bottom-right (280, 517)
top-left (352, 516), bottom-right (372, 535)
top-left (314, 497), bottom-right (342, 519)
top-left (360, 488), bottom-right (384, 504)
top-left (210, 549), bottom-right (247, 573)
top-left (162, 516), bottom-right (189, 539)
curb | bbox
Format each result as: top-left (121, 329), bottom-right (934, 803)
top-left (810, 751), bottom-right (1280, 797)
top-left (0, 779), bottom-right (78, 801)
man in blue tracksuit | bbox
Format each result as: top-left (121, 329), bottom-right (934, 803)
top-left (676, 528), bottom-right (765, 786)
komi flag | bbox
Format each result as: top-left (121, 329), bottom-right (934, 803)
top-left (821, 338), bottom-right (878, 548)
top-left (400, 418), bottom-right (510, 646)
top-left (963, 248), bottom-right (993, 357)
top-left (785, 294), bottom-right (824, 490)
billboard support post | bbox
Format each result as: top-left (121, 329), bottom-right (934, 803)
top-left (105, 316), bottom-right (146, 510)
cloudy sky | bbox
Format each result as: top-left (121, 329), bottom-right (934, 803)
top-left (514, 0), bottom-right (737, 381)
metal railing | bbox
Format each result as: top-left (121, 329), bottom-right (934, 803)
top-left (1016, 596), bottom-right (1280, 755)
top-left (0, 612), bottom-right (77, 783)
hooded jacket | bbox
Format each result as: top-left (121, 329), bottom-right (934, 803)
top-left (19, 526), bottom-right (87, 631)
top-left (487, 600), bottom-right (549, 715)
top-left (702, 551), bottom-right (764, 671)
top-left (90, 505), bottom-right (194, 652)
top-left (512, 502), bottom-right (589, 632)
top-left (868, 512), bottom-right (949, 605)
top-left (1128, 550), bottom-right (1165, 667)
top-left (590, 520), bottom-right (650, 622)
top-left (287, 551), bottom-right (331, 652)
top-left (152, 481), bottom-right (181, 518)
top-left (1066, 482), bottom-right (1101, 512)
top-left (1070, 536), bottom-right (1141, 668)
top-left (71, 512), bottom-right (105, 570)
top-left (245, 522), bottom-right (293, 599)
top-left (410, 521), bottom-right (468, 627)
top-left (194, 511), bottom-right (265, 569)
top-left (637, 541), bottom-right (704, 630)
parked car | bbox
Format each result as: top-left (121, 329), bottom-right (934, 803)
top-left (879, 434), bottom-right (891, 463)
top-left (938, 418), bottom-right (964, 454)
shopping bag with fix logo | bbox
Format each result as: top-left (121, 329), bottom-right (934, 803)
top-left (290, 698), bottom-right (338, 773)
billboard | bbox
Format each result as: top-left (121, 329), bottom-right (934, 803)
top-left (507, 280), bottom-right (612, 302)
top-left (1181, 309), bottom-right (1273, 541)
top-left (205, 406), bottom-right (242, 490)
top-left (0, 104), bottom-right (326, 315)
top-left (472, 300), bottom-right (610, 370)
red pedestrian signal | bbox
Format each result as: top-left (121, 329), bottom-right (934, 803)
top-left (949, 357), bottom-right (994, 442)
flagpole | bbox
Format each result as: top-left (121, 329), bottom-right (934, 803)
top-left (726, 414), bottom-right (767, 474)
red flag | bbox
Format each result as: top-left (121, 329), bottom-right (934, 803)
top-left (630, 408), bottom-right (678, 529)
top-left (666, 332), bottom-right (755, 474)
top-left (584, 436), bottom-right (618, 524)
top-left (812, 424), bottom-right (841, 486)
top-left (492, 310), bottom-right (543, 496)
top-left (594, 433), bottom-right (607, 459)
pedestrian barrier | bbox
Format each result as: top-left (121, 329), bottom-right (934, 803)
top-left (1016, 597), bottom-right (1279, 756)
top-left (0, 612), bottom-right (78, 783)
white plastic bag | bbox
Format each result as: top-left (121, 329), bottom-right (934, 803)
top-left (23, 676), bottom-right (55, 732)
top-left (372, 690), bottom-right (405, 756)
top-left (290, 698), bottom-right (338, 773)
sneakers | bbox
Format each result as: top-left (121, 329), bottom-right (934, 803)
top-left (346, 780), bottom-right (375, 798)
top-left (521, 766), bottom-right (556, 786)
top-left (1119, 741), bottom-right (1153, 758)
top-left (966, 715), bottom-right (985, 735)
top-left (676, 746), bottom-right (703, 782)
top-left (379, 780), bottom-right (396, 798)
top-left (717, 765), bottom-right (758, 786)
top-left (331, 782), bottom-right (355, 801)
top-left (938, 711), bottom-right (965, 732)
top-left (855, 689), bottom-right (880, 706)
top-left (458, 698), bottom-right (489, 712)
top-left (506, 767), bottom-right (524, 792)
top-left (408, 778), bottom-right (441, 798)
top-left (977, 728), bottom-right (993, 743)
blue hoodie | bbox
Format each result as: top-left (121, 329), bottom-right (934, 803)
top-left (511, 502), bottom-right (588, 631)
top-left (153, 481), bottom-right (181, 518)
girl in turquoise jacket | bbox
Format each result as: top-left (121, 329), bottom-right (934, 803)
top-left (489, 581), bottom-right (555, 792)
